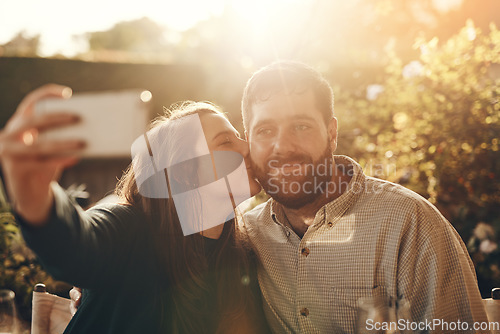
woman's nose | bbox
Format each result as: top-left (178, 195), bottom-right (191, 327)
top-left (236, 137), bottom-right (250, 157)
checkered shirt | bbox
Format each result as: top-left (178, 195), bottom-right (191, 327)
top-left (241, 155), bottom-right (489, 333)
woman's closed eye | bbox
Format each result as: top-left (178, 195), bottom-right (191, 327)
top-left (219, 137), bottom-right (233, 146)
top-left (217, 133), bottom-right (240, 146)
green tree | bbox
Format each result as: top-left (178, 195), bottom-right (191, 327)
top-left (0, 31), bottom-right (40, 57)
top-left (86, 17), bottom-right (170, 53)
top-left (0, 181), bottom-right (70, 320)
top-left (337, 20), bottom-right (500, 296)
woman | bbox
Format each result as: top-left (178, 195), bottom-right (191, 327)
top-left (0, 84), bottom-right (269, 333)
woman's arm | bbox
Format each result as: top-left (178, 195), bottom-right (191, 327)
top-left (1, 85), bottom-right (149, 289)
top-left (18, 182), bottom-right (148, 289)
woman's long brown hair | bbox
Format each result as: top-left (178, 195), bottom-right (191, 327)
top-left (115, 102), bottom-right (264, 333)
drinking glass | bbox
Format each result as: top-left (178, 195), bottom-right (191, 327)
top-left (0, 289), bottom-right (19, 334)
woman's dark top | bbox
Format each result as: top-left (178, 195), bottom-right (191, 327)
top-left (19, 184), bottom-right (265, 334)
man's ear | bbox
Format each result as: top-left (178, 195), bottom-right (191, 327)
top-left (328, 117), bottom-right (338, 152)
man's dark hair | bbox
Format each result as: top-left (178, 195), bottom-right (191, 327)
top-left (241, 60), bottom-right (334, 131)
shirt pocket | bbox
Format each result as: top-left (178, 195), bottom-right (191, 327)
top-left (329, 285), bottom-right (388, 333)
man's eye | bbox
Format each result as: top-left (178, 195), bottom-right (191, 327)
top-left (295, 124), bottom-right (310, 131)
top-left (257, 128), bottom-right (273, 136)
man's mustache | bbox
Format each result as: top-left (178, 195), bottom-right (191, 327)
top-left (266, 154), bottom-right (312, 170)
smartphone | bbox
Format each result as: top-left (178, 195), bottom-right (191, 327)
top-left (34, 89), bottom-right (151, 158)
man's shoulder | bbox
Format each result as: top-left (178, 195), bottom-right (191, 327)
top-left (363, 176), bottom-right (450, 228)
top-left (338, 155), bottom-right (435, 210)
top-left (364, 176), bottom-right (431, 206)
top-left (243, 199), bottom-right (272, 226)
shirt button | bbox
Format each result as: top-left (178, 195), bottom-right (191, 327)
top-left (300, 308), bottom-right (309, 317)
top-left (301, 247), bottom-right (310, 257)
top-left (327, 221), bottom-right (333, 227)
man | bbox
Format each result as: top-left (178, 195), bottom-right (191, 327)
top-left (240, 61), bottom-right (489, 333)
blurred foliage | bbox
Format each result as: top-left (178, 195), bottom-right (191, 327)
top-left (467, 222), bottom-right (500, 298)
top-left (3, 0), bottom-right (496, 71)
top-left (0, 181), bottom-right (70, 320)
top-left (87, 17), bottom-right (166, 52)
top-left (0, 31), bottom-right (39, 57)
top-left (133, 0), bottom-right (500, 67)
top-left (336, 20), bottom-right (500, 296)
top-left (76, 17), bottom-right (176, 63)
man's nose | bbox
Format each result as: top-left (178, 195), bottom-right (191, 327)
top-left (273, 129), bottom-right (296, 156)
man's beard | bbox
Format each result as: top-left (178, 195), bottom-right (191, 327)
top-left (252, 147), bottom-right (334, 209)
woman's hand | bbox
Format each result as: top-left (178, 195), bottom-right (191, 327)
top-left (0, 84), bottom-right (85, 225)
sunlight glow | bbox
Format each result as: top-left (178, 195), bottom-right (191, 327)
top-left (432, 0), bottom-right (463, 13)
top-left (0, 0), bottom-right (225, 56)
top-left (0, 0), bottom-right (468, 57)
top-left (228, 0), bottom-right (301, 37)
top-left (0, 0), bottom-right (305, 57)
